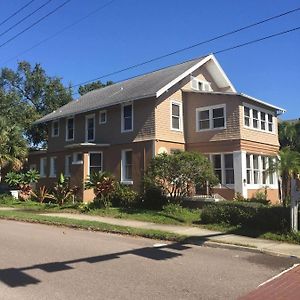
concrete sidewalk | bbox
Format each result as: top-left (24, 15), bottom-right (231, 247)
top-left (43, 212), bottom-right (300, 259)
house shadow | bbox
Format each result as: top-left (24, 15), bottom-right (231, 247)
top-left (0, 232), bottom-right (228, 288)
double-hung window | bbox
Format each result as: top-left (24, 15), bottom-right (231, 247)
top-left (122, 150), bottom-right (133, 183)
top-left (50, 157), bottom-right (57, 178)
top-left (244, 107), bottom-right (251, 127)
top-left (268, 114), bottom-right (273, 132)
top-left (197, 105), bottom-right (226, 131)
top-left (65, 155), bottom-right (72, 177)
top-left (89, 152), bottom-right (102, 175)
top-left (86, 114), bottom-right (95, 142)
top-left (99, 110), bottom-right (107, 124)
top-left (212, 154), bottom-right (222, 183)
top-left (66, 117), bottom-right (74, 141)
top-left (224, 154), bottom-right (234, 184)
top-left (52, 120), bottom-right (59, 137)
top-left (122, 103), bottom-right (133, 132)
top-left (171, 102), bottom-right (182, 131)
top-left (40, 158), bottom-right (47, 178)
top-left (211, 153), bottom-right (235, 185)
top-left (252, 109), bottom-right (259, 129)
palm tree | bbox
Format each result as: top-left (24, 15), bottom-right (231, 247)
top-left (0, 119), bottom-right (28, 182)
top-left (278, 121), bottom-right (298, 150)
top-left (271, 148), bottom-right (300, 206)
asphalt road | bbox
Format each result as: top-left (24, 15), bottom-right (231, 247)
top-left (0, 220), bottom-right (298, 300)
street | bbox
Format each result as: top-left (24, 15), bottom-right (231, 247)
top-left (0, 220), bottom-right (298, 300)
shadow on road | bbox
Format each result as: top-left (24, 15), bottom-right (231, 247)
top-left (0, 232), bottom-right (229, 288)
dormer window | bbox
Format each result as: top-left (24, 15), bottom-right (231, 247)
top-left (191, 77), bottom-right (212, 92)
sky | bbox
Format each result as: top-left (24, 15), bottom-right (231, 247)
top-left (0, 0), bottom-right (299, 120)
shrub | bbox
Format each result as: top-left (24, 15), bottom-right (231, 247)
top-left (140, 185), bottom-right (168, 210)
top-left (111, 184), bottom-right (138, 208)
top-left (201, 202), bottom-right (291, 231)
top-left (31, 186), bottom-right (51, 203)
top-left (5, 170), bottom-right (39, 200)
top-left (144, 151), bottom-right (218, 201)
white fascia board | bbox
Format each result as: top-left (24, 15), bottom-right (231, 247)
top-left (241, 93), bottom-right (286, 114)
top-left (156, 55), bottom-right (213, 98)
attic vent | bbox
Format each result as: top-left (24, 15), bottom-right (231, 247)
top-left (191, 76), bottom-right (212, 92)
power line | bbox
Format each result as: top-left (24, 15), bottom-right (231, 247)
top-left (0, 0), bottom-right (36, 27)
top-left (1, 0), bottom-right (116, 65)
top-left (70, 25), bottom-right (300, 95)
top-left (0, 0), bottom-right (53, 39)
top-left (0, 0), bottom-right (72, 49)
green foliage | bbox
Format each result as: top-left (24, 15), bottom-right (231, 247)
top-left (31, 186), bottom-right (51, 203)
top-left (201, 202), bottom-right (290, 231)
top-left (250, 189), bottom-right (270, 205)
top-left (111, 183), bottom-right (138, 208)
top-left (49, 173), bottom-right (78, 206)
top-left (278, 121), bottom-right (300, 151)
top-left (84, 171), bottom-right (116, 208)
top-left (0, 61), bottom-right (72, 147)
top-left (78, 80), bottom-right (113, 96)
top-left (140, 185), bottom-right (168, 210)
top-left (144, 151), bottom-right (218, 201)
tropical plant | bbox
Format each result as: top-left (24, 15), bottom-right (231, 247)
top-left (111, 183), bottom-right (138, 208)
top-left (31, 186), bottom-right (51, 203)
top-left (144, 151), bottom-right (218, 201)
top-left (0, 119), bottom-right (27, 182)
top-left (278, 121), bottom-right (300, 151)
top-left (84, 171), bottom-right (116, 208)
top-left (270, 148), bottom-right (300, 206)
top-left (48, 173), bottom-right (77, 206)
top-left (5, 170), bottom-right (39, 200)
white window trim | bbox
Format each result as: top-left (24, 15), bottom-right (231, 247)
top-left (243, 103), bottom-right (275, 134)
top-left (51, 120), bottom-right (59, 137)
top-left (85, 114), bottom-right (95, 142)
top-left (49, 157), bottom-right (57, 178)
top-left (72, 152), bottom-right (83, 165)
top-left (245, 153), bottom-right (277, 189)
top-left (170, 100), bottom-right (183, 132)
top-left (99, 110), bottom-right (107, 124)
top-left (39, 158), bottom-right (47, 178)
top-left (65, 117), bottom-right (75, 142)
top-left (87, 151), bottom-right (103, 176)
top-left (196, 104), bottom-right (226, 132)
top-left (121, 102), bottom-right (134, 133)
top-left (191, 76), bottom-right (212, 92)
top-left (121, 149), bottom-right (133, 185)
top-left (209, 152), bottom-right (235, 188)
top-left (65, 155), bottom-right (72, 177)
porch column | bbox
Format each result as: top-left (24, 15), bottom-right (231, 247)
top-left (233, 150), bottom-right (247, 198)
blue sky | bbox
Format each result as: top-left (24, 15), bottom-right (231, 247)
top-left (0, 0), bottom-right (299, 119)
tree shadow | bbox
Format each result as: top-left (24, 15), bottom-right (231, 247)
top-left (0, 232), bottom-right (229, 288)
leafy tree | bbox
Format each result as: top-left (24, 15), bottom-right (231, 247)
top-left (0, 61), bottom-right (72, 147)
top-left (0, 119), bottom-right (27, 182)
top-left (78, 80), bottom-right (113, 96)
top-left (278, 121), bottom-right (300, 151)
top-left (144, 151), bottom-right (218, 201)
top-left (270, 148), bottom-right (300, 206)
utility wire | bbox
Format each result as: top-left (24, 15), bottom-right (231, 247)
top-left (0, 0), bottom-right (71, 49)
top-left (2, 0), bottom-right (116, 65)
top-left (70, 25), bottom-right (300, 95)
top-left (1, 4), bottom-right (298, 66)
top-left (0, 0), bottom-right (36, 27)
top-left (0, 0), bottom-right (53, 39)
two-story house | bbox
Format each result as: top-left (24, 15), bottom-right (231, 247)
top-left (29, 54), bottom-right (285, 203)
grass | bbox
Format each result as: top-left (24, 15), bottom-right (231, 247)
top-left (0, 210), bottom-right (186, 242)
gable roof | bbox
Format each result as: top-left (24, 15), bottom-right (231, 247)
top-left (35, 54), bottom-right (235, 124)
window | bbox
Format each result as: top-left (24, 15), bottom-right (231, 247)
top-left (224, 154), bottom-right (234, 184)
top-left (51, 120), bottom-right (59, 137)
top-left (171, 102), bottom-right (182, 130)
top-left (244, 107), bottom-right (250, 127)
top-left (73, 152), bottom-right (83, 164)
top-left (99, 110), bottom-right (107, 124)
top-left (243, 104), bottom-right (274, 133)
top-left (86, 114), bottom-right (95, 142)
top-left (197, 105), bottom-right (226, 131)
top-left (65, 155), bottom-right (72, 177)
top-left (40, 158), bottom-right (47, 177)
top-left (89, 152), bottom-right (102, 175)
top-left (121, 103), bottom-right (133, 132)
top-left (122, 150), bottom-right (133, 183)
top-left (246, 154), bottom-right (276, 185)
top-left (66, 117), bottom-right (74, 141)
top-left (50, 157), bottom-right (57, 178)
top-left (191, 77), bottom-right (212, 92)
top-left (212, 155), bottom-right (222, 183)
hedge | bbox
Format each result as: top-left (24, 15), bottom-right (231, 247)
top-left (201, 202), bottom-right (292, 231)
